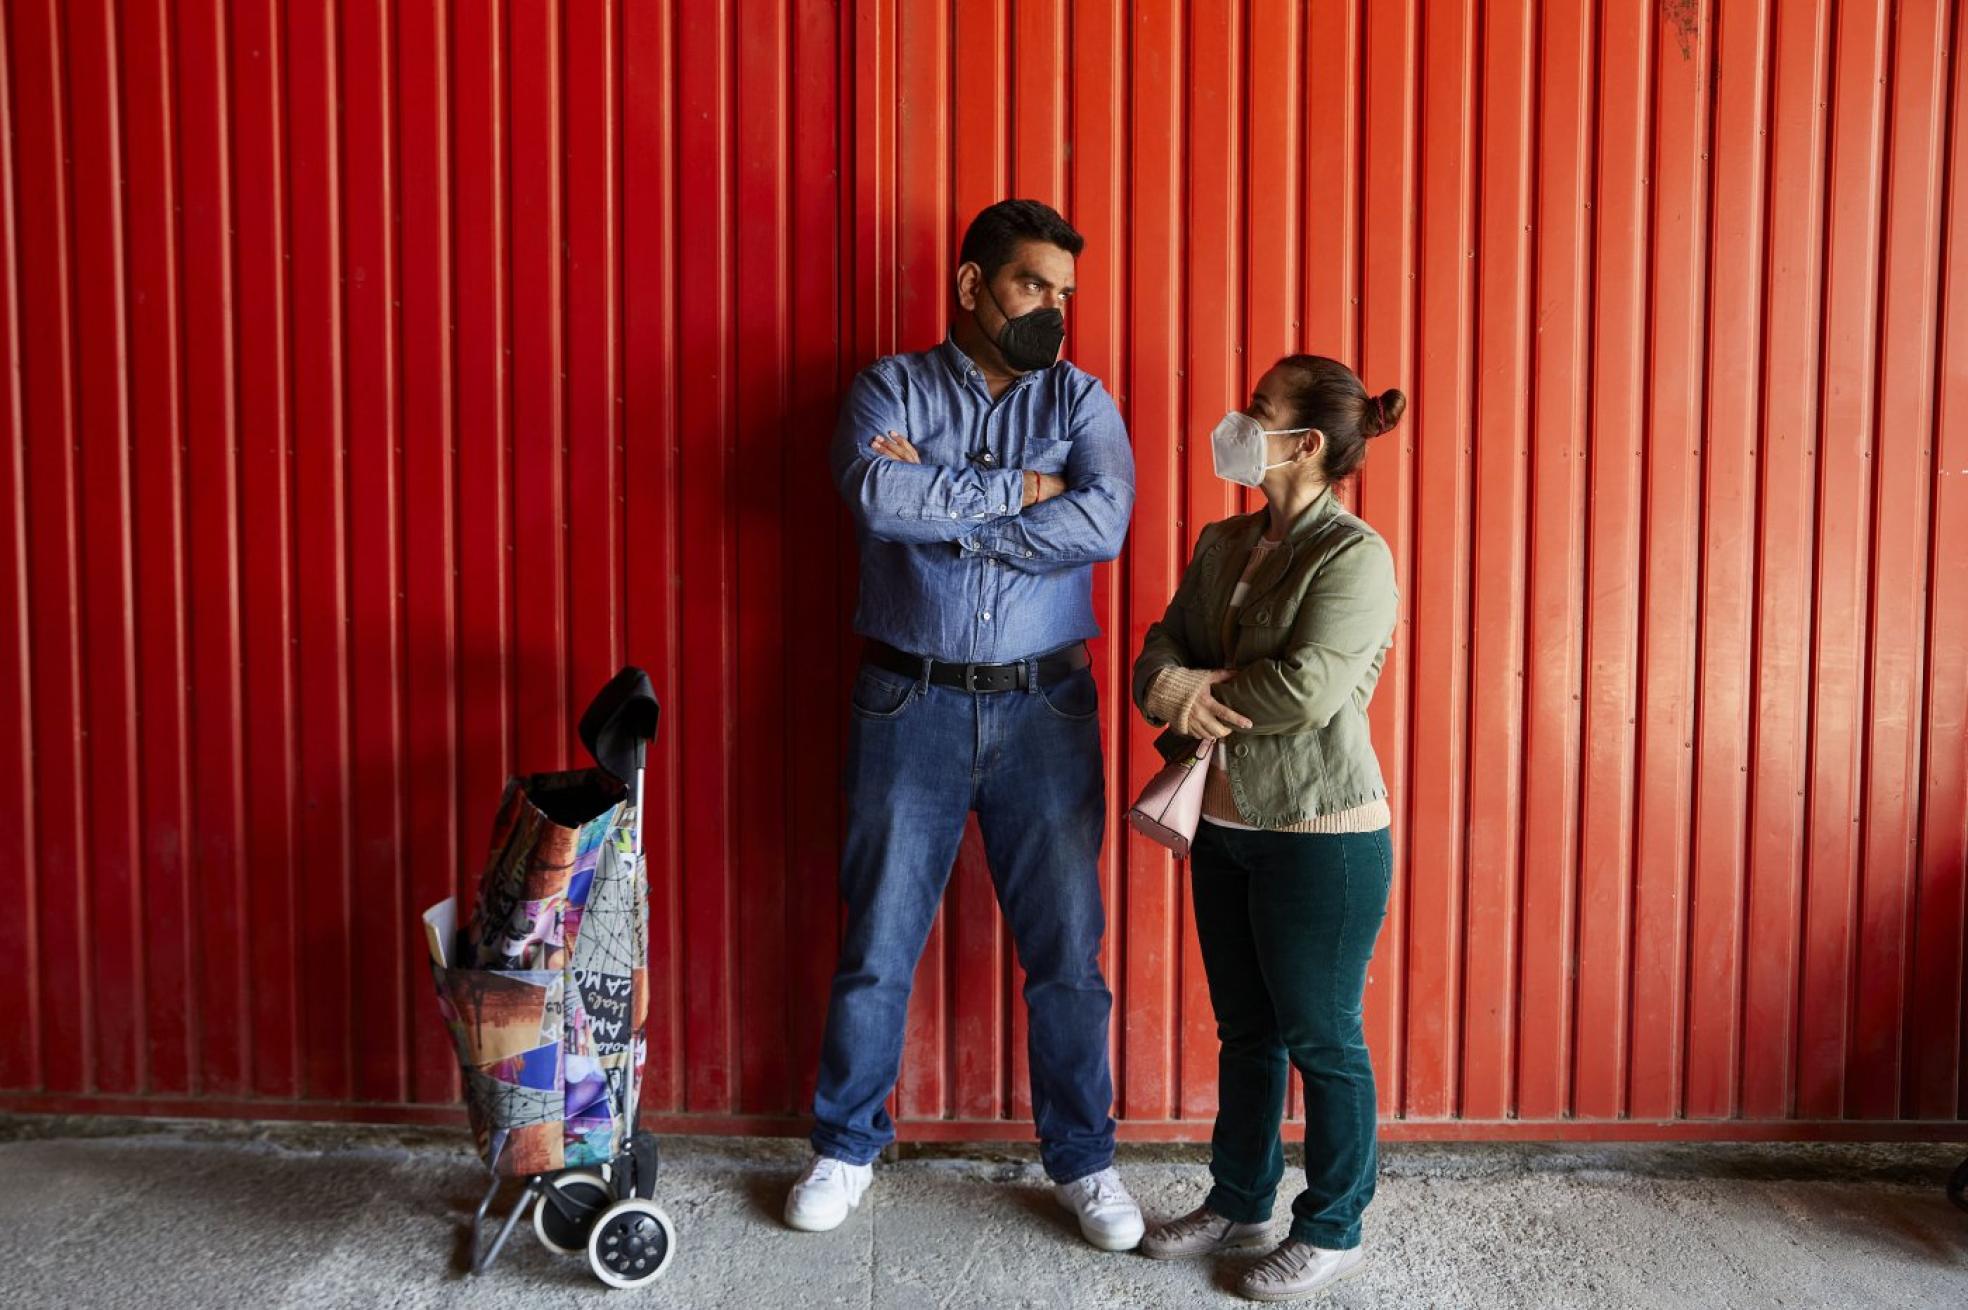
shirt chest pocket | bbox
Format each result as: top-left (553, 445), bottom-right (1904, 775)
top-left (1021, 436), bottom-right (1074, 475)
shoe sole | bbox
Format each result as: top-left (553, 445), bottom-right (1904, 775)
top-left (783, 1194), bottom-right (863, 1233)
top-left (1237, 1254), bottom-right (1368, 1303)
top-left (1080, 1223), bottom-right (1146, 1253)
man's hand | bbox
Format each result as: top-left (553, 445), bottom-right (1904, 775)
top-left (870, 431), bottom-right (1064, 509)
top-left (1022, 472), bottom-right (1067, 507)
top-left (1184, 670), bottom-right (1254, 739)
top-left (870, 431), bottom-right (920, 463)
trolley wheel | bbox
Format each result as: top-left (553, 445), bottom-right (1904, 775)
top-left (1949, 1156), bottom-right (1968, 1212)
top-left (586, 1197), bottom-right (678, 1290)
top-left (533, 1170), bottom-right (612, 1255)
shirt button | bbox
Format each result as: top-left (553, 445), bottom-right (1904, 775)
top-left (981, 611), bottom-right (992, 622)
top-left (997, 504), bottom-right (1007, 513)
top-left (979, 451), bottom-right (997, 467)
top-left (949, 510), bottom-right (959, 519)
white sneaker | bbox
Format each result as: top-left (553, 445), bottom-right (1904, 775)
top-left (1237, 1240), bottom-right (1366, 1302)
top-left (783, 1155), bottom-right (873, 1232)
top-left (1054, 1167), bottom-right (1146, 1251)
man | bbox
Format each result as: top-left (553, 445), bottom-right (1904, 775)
top-left (785, 200), bottom-right (1141, 1251)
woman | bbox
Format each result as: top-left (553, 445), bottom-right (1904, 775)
top-left (1131, 355), bottom-right (1404, 1302)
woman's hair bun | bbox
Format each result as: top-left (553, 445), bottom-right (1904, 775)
top-left (1364, 388), bottom-right (1407, 437)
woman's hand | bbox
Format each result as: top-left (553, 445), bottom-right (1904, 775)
top-left (1185, 670), bottom-right (1254, 739)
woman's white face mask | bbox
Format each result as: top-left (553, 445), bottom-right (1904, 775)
top-left (1210, 411), bottom-right (1311, 488)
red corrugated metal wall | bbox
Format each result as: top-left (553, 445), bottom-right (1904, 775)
top-left (2, 0), bottom-right (1964, 1140)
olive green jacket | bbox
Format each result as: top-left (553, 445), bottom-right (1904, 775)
top-left (1131, 488), bottom-right (1397, 827)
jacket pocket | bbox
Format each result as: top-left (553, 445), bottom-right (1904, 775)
top-left (1222, 734), bottom-right (1304, 821)
top-left (1233, 611), bottom-right (1294, 666)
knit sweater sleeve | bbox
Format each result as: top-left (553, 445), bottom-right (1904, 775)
top-left (1144, 665), bottom-right (1218, 737)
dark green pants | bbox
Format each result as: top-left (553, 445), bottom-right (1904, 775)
top-left (1189, 821), bottom-right (1393, 1250)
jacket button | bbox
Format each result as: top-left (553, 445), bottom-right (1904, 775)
top-left (1233, 744), bottom-right (1251, 759)
top-left (1254, 611), bottom-right (1270, 624)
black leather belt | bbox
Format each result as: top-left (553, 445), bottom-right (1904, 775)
top-left (865, 640), bottom-right (1090, 694)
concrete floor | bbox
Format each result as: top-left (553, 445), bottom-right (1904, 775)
top-left (0, 1118), bottom-right (1963, 1309)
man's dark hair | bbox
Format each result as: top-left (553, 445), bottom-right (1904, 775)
top-left (958, 199), bottom-right (1084, 279)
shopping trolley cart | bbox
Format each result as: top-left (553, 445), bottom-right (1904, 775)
top-left (422, 666), bottom-right (674, 1289)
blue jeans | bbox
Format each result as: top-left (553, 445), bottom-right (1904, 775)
top-left (810, 656), bottom-right (1117, 1184)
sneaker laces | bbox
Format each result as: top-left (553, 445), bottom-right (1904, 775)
top-left (1249, 1240), bottom-right (1318, 1285)
top-left (805, 1157), bottom-right (846, 1187)
top-left (1158, 1206), bottom-right (1230, 1242)
top-left (1082, 1169), bottom-right (1129, 1210)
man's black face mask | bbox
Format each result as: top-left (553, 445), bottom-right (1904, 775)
top-left (978, 276), bottom-right (1064, 372)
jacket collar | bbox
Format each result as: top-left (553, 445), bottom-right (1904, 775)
top-left (1222, 485), bottom-right (1343, 552)
top-left (1208, 487), bottom-right (1343, 619)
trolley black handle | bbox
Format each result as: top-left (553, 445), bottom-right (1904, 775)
top-left (579, 665), bottom-right (660, 785)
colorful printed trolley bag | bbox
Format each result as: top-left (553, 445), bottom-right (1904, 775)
top-left (424, 767), bottom-right (650, 1178)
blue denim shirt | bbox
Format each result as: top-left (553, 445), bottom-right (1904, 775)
top-left (831, 339), bottom-right (1136, 664)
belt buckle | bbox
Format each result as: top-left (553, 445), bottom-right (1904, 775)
top-left (964, 662), bottom-right (1012, 694)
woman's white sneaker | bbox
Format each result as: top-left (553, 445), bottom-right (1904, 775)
top-left (1237, 1239), bottom-right (1366, 1302)
top-left (1054, 1167), bottom-right (1146, 1251)
top-left (783, 1155), bottom-right (873, 1232)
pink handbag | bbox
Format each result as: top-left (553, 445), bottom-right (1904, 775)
top-left (1126, 738), bottom-right (1216, 860)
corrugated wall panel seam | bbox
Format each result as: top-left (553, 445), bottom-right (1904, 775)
top-left (1450, 0), bottom-right (1480, 1124)
top-left (1466, 0), bottom-right (1536, 1123)
top-left (338, 0), bottom-right (408, 1109)
top-left (401, 0), bottom-right (464, 1106)
top-left (1852, 0), bottom-right (1901, 1101)
top-left (1577, 0), bottom-right (1642, 1122)
top-left (225, 0), bottom-right (301, 1100)
top-left (18, 0), bottom-right (98, 1096)
top-left (1359, 0), bottom-right (1418, 1121)
top-left (124, 0), bottom-right (197, 1099)
top-left (1845, 0), bottom-right (1903, 1121)
top-left (72, 0), bottom-right (146, 1099)
top-left (1637, 0), bottom-right (1713, 1124)
top-left (1499, 0), bottom-right (1541, 1124)
top-left (0, 2), bottom-right (42, 1093)
top-left (1694, 0), bottom-right (1775, 1122)
top-left (1734, 0), bottom-right (1781, 1120)
top-left (1679, 2), bottom-right (1718, 1119)
top-left (1915, 0), bottom-right (1968, 1124)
